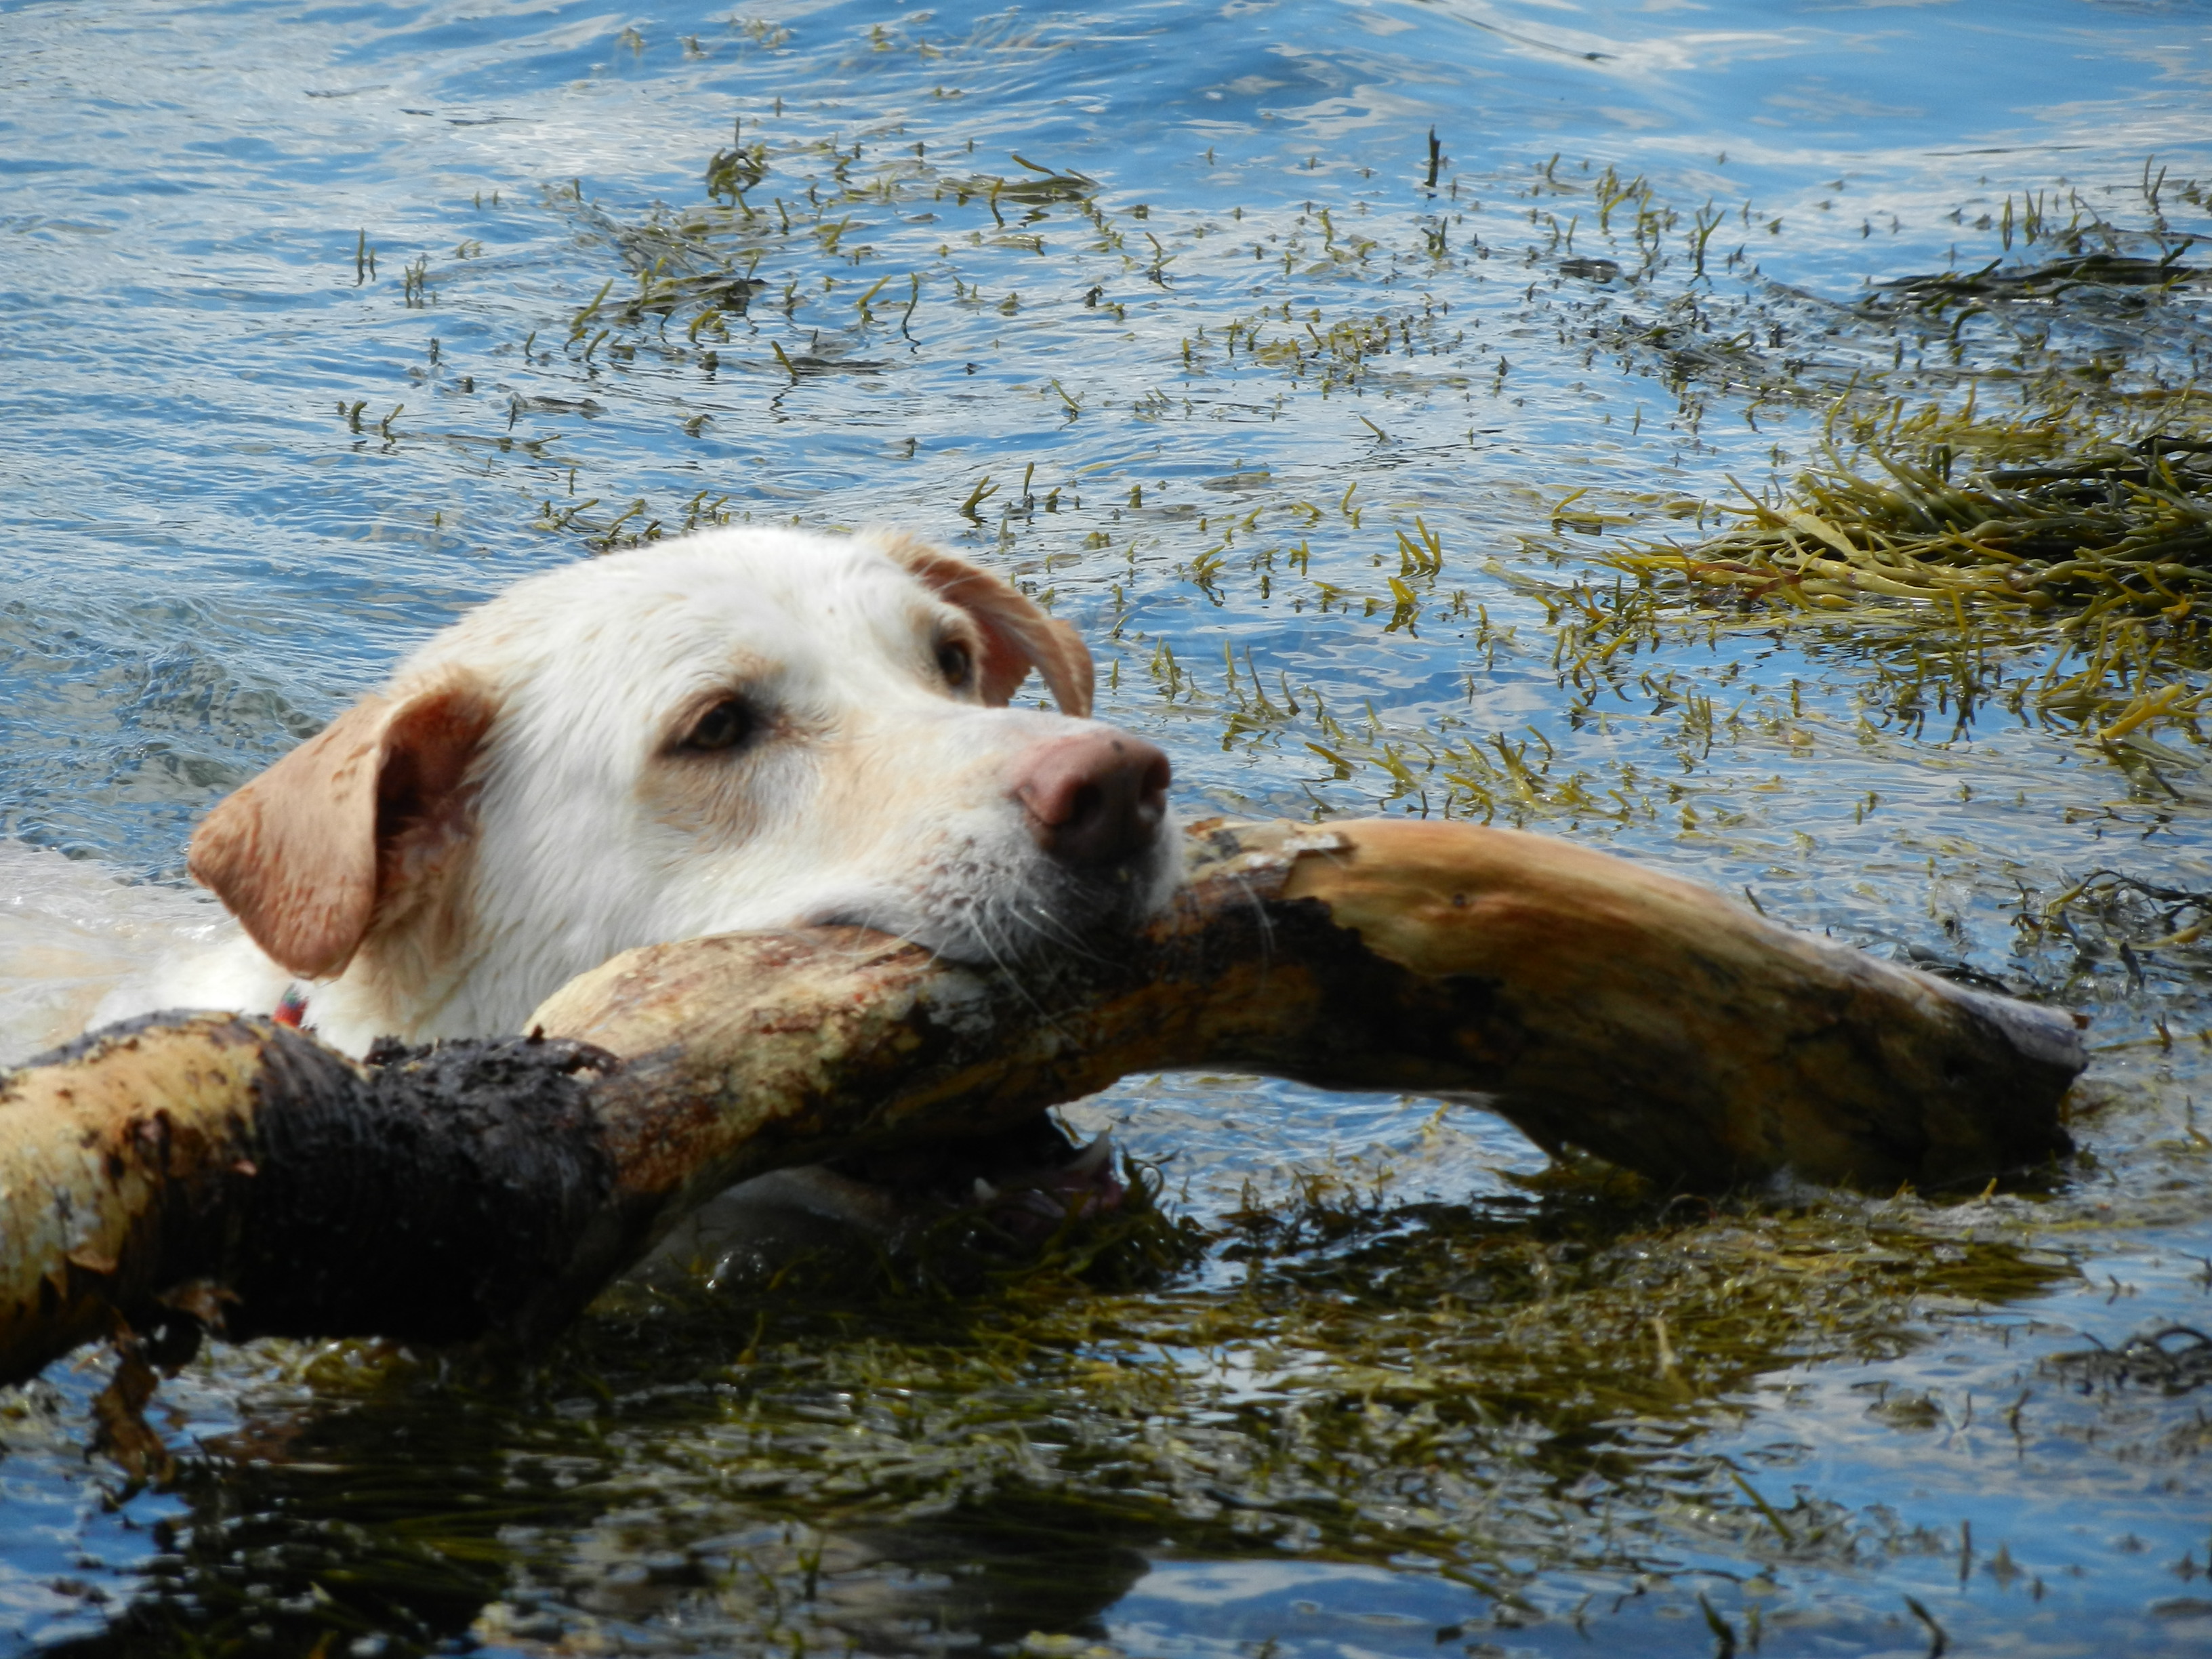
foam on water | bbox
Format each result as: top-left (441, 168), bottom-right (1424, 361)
top-left (0, 843), bottom-right (226, 1068)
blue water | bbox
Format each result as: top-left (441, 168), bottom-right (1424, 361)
top-left (5, 0), bottom-right (2212, 1653)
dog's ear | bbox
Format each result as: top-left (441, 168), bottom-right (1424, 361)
top-left (875, 532), bottom-right (1094, 717)
top-left (187, 673), bottom-right (497, 979)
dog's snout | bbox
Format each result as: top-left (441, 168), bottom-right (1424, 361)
top-left (1012, 731), bottom-right (1172, 867)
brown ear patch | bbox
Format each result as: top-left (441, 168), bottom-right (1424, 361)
top-left (872, 530), bottom-right (1094, 717)
top-left (187, 672), bottom-right (497, 979)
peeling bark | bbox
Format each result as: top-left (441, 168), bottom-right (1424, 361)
top-left (0, 819), bottom-right (2081, 1386)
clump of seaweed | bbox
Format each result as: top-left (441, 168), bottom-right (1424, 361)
top-left (1604, 396), bottom-right (2212, 744)
top-left (1866, 251), bottom-right (2207, 310)
top-left (1612, 398), bottom-right (2211, 621)
top-left (2047, 1325), bottom-right (2212, 1395)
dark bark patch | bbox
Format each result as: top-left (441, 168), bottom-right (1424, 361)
top-left (222, 1030), bottom-right (619, 1345)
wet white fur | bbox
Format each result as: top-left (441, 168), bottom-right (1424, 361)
top-left (28, 527), bottom-right (1176, 1061)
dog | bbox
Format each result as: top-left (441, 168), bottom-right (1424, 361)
top-left (37, 526), bottom-right (1177, 1258)
top-left (91, 525), bottom-right (1176, 1056)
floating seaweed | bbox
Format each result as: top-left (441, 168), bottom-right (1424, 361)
top-left (1612, 408), bottom-right (2210, 620)
top-left (1865, 251), bottom-right (2208, 311)
top-left (1601, 397), bottom-right (2211, 745)
top-left (2047, 1325), bottom-right (2212, 1395)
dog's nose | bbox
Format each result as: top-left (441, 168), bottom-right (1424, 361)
top-left (1012, 729), bottom-right (1172, 867)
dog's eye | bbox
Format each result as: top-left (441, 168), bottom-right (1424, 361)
top-left (936, 640), bottom-right (974, 690)
top-left (679, 697), bottom-right (754, 753)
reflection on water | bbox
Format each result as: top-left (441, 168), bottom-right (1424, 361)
top-left (3, 0), bottom-right (2211, 1653)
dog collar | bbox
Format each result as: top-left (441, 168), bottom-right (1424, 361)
top-left (273, 985), bottom-right (309, 1029)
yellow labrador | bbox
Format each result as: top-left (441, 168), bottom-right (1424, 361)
top-left (98, 526), bottom-right (1175, 1063)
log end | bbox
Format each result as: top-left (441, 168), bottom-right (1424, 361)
top-left (1267, 819), bottom-right (2085, 1193)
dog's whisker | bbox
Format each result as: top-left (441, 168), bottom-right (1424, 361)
top-left (1002, 897), bottom-right (1115, 966)
top-left (958, 918), bottom-right (1076, 1033)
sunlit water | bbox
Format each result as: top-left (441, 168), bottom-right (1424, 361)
top-left (4, 0), bottom-right (2212, 1653)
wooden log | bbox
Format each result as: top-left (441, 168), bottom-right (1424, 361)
top-left (0, 818), bottom-right (2081, 1387)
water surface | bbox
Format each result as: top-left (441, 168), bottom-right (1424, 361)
top-left (4, 1), bottom-right (2211, 1654)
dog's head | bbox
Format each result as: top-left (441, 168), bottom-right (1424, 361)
top-left (187, 527), bottom-right (1176, 1046)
